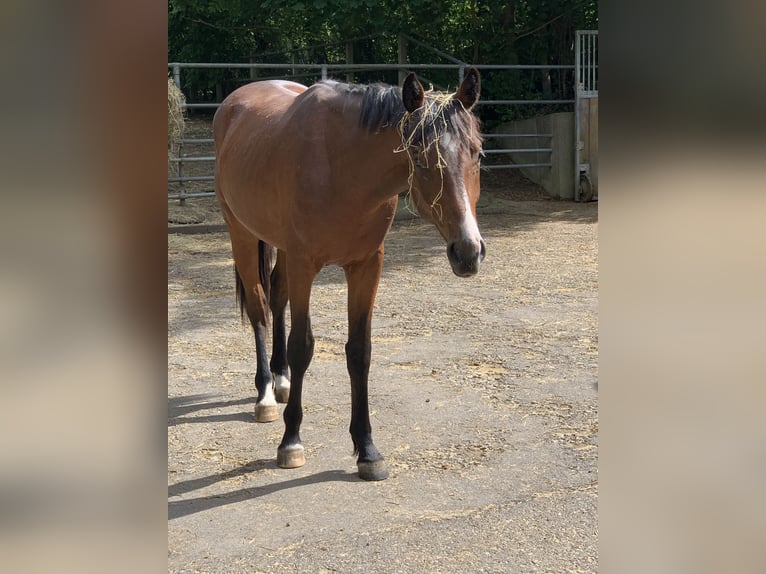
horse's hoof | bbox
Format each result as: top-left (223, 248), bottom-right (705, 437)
top-left (274, 387), bottom-right (290, 403)
top-left (254, 403), bottom-right (279, 423)
top-left (273, 374), bottom-right (290, 403)
top-left (277, 445), bottom-right (305, 469)
top-left (357, 460), bottom-right (389, 481)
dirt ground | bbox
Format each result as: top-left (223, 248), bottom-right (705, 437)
top-left (168, 147), bottom-right (598, 573)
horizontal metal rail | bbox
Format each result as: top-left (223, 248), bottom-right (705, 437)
top-left (168, 175), bottom-right (215, 182)
top-left (169, 147), bottom-right (551, 163)
top-left (177, 134), bottom-right (546, 143)
top-left (482, 133), bottom-right (552, 138)
top-left (169, 62), bottom-right (574, 70)
top-left (169, 148), bottom-right (554, 182)
top-left (168, 156), bottom-right (215, 162)
top-left (168, 191), bottom-right (216, 199)
top-left (183, 100), bottom-right (572, 109)
top-left (478, 100), bottom-right (574, 105)
top-left (170, 164), bottom-right (555, 182)
top-left (481, 163), bottom-right (552, 169)
top-left (483, 148), bottom-right (551, 154)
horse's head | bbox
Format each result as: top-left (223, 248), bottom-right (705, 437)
top-left (399, 69), bottom-right (486, 277)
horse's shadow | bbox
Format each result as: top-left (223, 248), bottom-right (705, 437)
top-left (168, 462), bottom-right (360, 520)
top-left (168, 394), bottom-right (255, 426)
top-left (169, 395), bottom-right (362, 519)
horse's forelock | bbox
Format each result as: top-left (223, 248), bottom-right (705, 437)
top-left (401, 95), bottom-right (482, 153)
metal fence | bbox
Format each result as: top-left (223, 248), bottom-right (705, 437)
top-left (168, 62), bottom-right (575, 202)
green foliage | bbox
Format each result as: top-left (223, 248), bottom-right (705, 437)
top-left (169, 0), bottom-right (598, 125)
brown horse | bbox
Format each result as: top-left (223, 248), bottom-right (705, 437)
top-left (213, 69), bottom-right (485, 480)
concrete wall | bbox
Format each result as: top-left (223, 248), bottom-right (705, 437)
top-left (494, 112), bottom-right (574, 200)
top-left (577, 97), bottom-right (598, 195)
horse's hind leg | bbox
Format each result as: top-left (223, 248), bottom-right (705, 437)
top-left (344, 248), bottom-right (389, 481)
top-left (230, 232), bottom-right (279, 423)
top-left (269, 250), bottom-right (290, 403)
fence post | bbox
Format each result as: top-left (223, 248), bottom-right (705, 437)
top-left (249, 58), bottom-right (257, 81)
top-left (321, 64), bottom-right (328, 80)
top-left (459, 66), bottom-right (465, 85)
top-left (177, 141), bottom-right (186, 206)
top-left (173, 64), bottom-right (181, 89)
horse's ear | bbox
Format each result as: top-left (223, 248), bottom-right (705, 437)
top-left (402, 72), bottom-right (425, 113)
top-left (454, 67), bottom-right (480, 109)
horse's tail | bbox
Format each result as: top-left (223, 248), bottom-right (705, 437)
top-left (235, 240), bottom-right (273, 327)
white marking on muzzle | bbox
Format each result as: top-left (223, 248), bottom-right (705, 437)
top-left (458, 188), bottom-right (483, 248)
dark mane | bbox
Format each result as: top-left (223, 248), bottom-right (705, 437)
top-left (317, 79), bottom-right (482, 152)
top-left (359, 84), bottom-right (406, 133)
top-left (316, 80), bottom-right (405, 132)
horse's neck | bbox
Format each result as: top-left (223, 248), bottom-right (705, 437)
top-left (333, 121), bottom-right (412, 203)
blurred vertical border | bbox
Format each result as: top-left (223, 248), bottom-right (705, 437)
top-left (601, 1), bottom-right (766, 572)
top-left (0, 1), bottom-right (167, 572)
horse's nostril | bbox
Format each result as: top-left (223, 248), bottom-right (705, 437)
top-left (447, 242), bottom-right (458, 261)
top-left (480, 240), bottom-right (486, 260)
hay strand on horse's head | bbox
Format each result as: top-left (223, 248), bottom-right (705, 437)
top-left (394, 88), bottom-right (459, 221)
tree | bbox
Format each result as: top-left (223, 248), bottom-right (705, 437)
top-left (168, 0), bottom-right (598, 121)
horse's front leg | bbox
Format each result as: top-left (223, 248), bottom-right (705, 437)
top-left (344, 249), bottom-right (389, 481)
top-left (276, 254), bottom-right (318, 470)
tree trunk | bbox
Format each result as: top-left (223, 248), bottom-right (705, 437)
top-left (501, 2), bottom-right (518, 64)
top-left (397, 34), bottom-right (408, 85)
top-left (471, 0), bottom-right (479, 63)
top-left (346, 42), bottom-right (354, 83)
top-left (542, 69), bottom-right (552, 99)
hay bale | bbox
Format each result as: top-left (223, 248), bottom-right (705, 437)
top-left (168, 77), bottom-right (186, 168)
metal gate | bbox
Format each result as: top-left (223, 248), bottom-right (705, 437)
top-left (575, 30), bottom-right (598, 201)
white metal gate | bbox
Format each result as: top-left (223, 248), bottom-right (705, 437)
top-left (575, 30), bottom-right (598, 201)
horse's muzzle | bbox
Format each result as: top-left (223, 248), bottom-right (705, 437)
top-left (447, 238), bottom-right (486, 277)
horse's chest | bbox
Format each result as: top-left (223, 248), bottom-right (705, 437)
top-left (344, 219), bottom-right (391, 248)
top-left (294, 206), bottom-right (394, 265)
